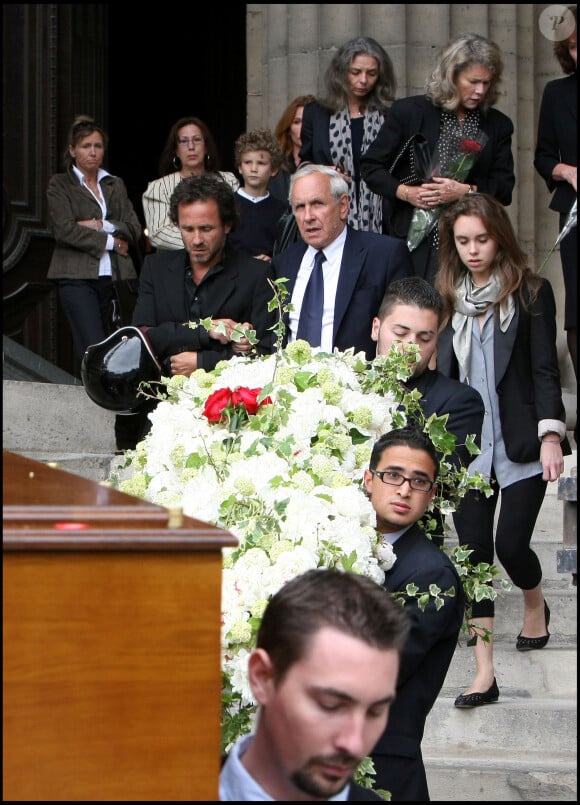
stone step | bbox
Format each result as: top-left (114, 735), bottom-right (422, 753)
top-left (3, 380), bottom-right (117, 453)
top-left (441, 645), bottom-right (577, 699)
top-left (459, 587), bottom-right (577, 641)
top-left (424, 695), bottom-right (576, 761)
top-left (423, 695), bottom-right (577, 801)
top-left (425, 757), bottom-right (577, 801)
top-left (3, 380), bottom-right (118, 483)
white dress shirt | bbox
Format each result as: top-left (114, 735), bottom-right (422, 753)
top-left (289, 227), bottom-right (347, 352)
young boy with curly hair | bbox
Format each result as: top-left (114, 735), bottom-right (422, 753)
top-left (228, 128), bottom-right (287, 261)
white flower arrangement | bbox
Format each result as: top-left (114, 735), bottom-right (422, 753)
top-left (113, 341), bottom-right (402, 722)
top-left (110, 280), bottom-right (501, 765)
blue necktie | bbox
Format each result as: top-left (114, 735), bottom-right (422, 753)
top-left (296, 250), bottom-right (326, 346)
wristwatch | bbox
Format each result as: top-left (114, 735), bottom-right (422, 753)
top-left (467, 185), bottom-right (476, 194)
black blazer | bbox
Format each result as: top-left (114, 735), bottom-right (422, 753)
top-left (437, 279), bottom-right (571, 462)
top-left (299, 100), bottom-right (334, 165)
top-left (360, 94), bottom-right (515, 238)
top-left (534, 72), bottom-right (577, 214)
top-left (272, 226), bottom-right (413, 359)
top-left (407, 369), bottom-right (484, 469)
top-left (371, 522), bottom-right (465, 801)
top-left (132, 246), bottom-right (276, 371)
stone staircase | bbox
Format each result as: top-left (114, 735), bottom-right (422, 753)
top-left (3, 380), bottom-right (117, 481)
top-left (3, 379), bottom-right (577, 801)
top-left (424, 449), bottom-right (577, 801)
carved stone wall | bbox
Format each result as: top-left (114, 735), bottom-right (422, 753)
top-left (246, 4), bottom-right (577, 405)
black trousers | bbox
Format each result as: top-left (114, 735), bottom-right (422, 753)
top-left (452, 471), bottom-right (547, 618)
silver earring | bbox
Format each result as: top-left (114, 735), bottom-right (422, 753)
top-left (173, 155), bottom-right (180, 170)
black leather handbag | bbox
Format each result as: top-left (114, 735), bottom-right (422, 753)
top-left (389, 134), bottom-right (433, 185)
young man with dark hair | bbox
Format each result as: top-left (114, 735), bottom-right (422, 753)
top-left (220, 567), bottom-right (409, 801)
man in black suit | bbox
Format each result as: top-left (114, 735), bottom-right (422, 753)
top-left (272, 163), bottom-right (413, 360)
top-left (364, 425), bottom-right (466, 801)
top-left (121, 174), bottom-right (277, 448)
top-left (133, 173), bottom-right (276, 374)
top-left (371, 276), bottom-right (484, 471)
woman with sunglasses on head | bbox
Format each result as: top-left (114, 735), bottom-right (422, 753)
top-left (142, 116), bottom-right (238, 251)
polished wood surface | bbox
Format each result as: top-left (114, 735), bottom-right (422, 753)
top-left (3, 450), bottom-right (237, 801)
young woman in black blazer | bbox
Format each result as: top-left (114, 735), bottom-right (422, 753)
top-left (435, 193), bottom-right (571, 708)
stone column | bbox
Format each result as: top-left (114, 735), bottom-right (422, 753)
top-left (246, 4), bottom-right (577, 407)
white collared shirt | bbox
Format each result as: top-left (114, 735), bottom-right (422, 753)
top-left (380, 524), bottom-right (411, 545)
top-left (289, 227), bottom-right (347, 353)
top-left (237, 188), bottom-right (270, 203)
top-left (72, 165), bottom-right (117, 277)
top-left (219, 733), bottom-right (350, 801)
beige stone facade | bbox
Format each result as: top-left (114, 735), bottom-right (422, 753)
top-left (246, 4), bottom-right (577, 415)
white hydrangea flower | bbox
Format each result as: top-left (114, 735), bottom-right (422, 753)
top-left (376, 539), bottom-right (397, 571)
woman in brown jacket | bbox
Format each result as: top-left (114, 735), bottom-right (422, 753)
top-left (47, 115), bottom-right (142, 363)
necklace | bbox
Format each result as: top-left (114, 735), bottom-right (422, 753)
top-left (349, 105), bottom-right (364, 118)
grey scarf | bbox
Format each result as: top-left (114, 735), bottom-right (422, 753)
top-left (452, 273), bottom-right (515, 381)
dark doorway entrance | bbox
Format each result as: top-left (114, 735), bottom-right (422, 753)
top-left (106, 5), bottom-right (247, 227)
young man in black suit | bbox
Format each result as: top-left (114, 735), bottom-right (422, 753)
top-left (364, 426), bottom-right (466, 801)
top-left (272, 163), bottom-right (413, 360)
top-left (371, 276), bottom-right (484, 471)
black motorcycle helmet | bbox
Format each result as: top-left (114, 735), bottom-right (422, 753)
top-left (81, 326), bottom-right (163, 413)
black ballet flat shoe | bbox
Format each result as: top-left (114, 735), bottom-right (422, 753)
top-left (454, 677), bottom-right (500, 708)
top-left (516, 601), bottom-right (551, 651)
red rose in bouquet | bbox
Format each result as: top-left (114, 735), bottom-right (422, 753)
top-left (203, 386), bottom-right (272, 431)
top-left (231, 387), bottom-right (272, 415)
top-left (203, 388), bottom-right (234, 422)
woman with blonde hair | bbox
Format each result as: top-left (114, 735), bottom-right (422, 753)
top-left (361, 32), bottom-right (515, 282)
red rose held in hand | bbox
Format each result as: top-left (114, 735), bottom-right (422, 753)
top-left (203, 388), bottom-right (233, 422)
top-left (460, 139), bottom-right (483, 155)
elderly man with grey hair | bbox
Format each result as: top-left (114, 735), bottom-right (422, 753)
top-left (271, 163), bottom-right (413, 359)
